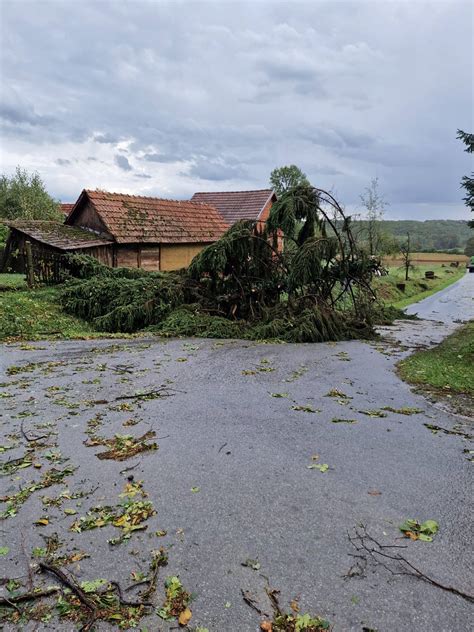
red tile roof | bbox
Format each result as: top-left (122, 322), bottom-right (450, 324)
top-left (71, 190), bottom-right (229, 244)
top-left (60, 203), bottom-right (74, 217)
top-left (6, 221), bottom-right (113, 250)
top-left (191, 189), bottom-right (275, 224)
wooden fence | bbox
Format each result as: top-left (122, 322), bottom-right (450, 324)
top-left (23, 242), bottom-right (68, 286)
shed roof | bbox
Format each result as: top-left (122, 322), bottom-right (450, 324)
top-left (190, 189), bottom-right (275, 224)
top-left (60, 203), bottom-right (74, 218)
top-left (69, 190), bottom-right (229, 244)
top-left (6, 221), bottom-right (113, 251)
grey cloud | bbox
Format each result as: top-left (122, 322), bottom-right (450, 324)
top-left (0, 1), bottom-right (471, 218)
top-left (143, 152), bottom-right (182, 164)
top-left (55, 158), bottom-right (71, 166)
top-left (94, 132), bottom-right (119, 144)
top-left (183, 160), bottom-right (247, 182)
top-left (135, 173), bottom-right (152, 179)
top-left (115, 155), bottom-right (132, 171)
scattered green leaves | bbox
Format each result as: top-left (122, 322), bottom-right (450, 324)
top-left (399, 519), bottom-right (439, 542)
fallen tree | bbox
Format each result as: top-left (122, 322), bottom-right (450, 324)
top-left (60, 185), bottom-right (392, 342)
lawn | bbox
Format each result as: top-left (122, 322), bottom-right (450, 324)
top-left (0, 273), bottom-right (27, 291)
top-left (374, 264), bottom-right (465, 309)
top-left (0, 265), bottom-right (466, 342)
top-left (0, 280), bottom-right (137, 341)
top-left (398, 321), bottom-right (474, 396)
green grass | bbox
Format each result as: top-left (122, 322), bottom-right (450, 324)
top-left (0, 285), bottom-right (139, 342)
top-left (374, 264), bottom-right (465, 309)
top-left (0, 273), bottom-right (27, 291)
top-left (398, 321), bottom-right (474, 395)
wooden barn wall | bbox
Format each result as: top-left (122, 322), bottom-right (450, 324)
top-left (160, 243), bottom-right (209, 271)
top-left (71, 201), bottom-right (111, 237)
top-left (115, 245), bottom-right (161, 271)
top-left (116, 245), bottom-right (139, 269)
top-left (139, 246), bottom-right (160, 271)
top-left (81, 245), bottom-right (113, 266)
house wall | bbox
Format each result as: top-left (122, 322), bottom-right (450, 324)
top-left (256, 195), bottom-right (283, 252)
top-left (85, 245), bottom-right (113, 266)
top-left (115, 245), bottom-right (161, 271)
top-left (160, 243), bottom-right (210, 271)
top-left (71, 201), bottom-right (111, 237)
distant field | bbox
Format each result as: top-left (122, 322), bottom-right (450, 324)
top-left (374, 263), bottom-right (465, 308)
top-left (384, 252), bottom-right (468, 266)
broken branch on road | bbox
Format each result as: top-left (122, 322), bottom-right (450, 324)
top-left (347, 524), bottom-right (474, 603)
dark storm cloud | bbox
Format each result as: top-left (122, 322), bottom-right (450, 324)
top-left (0, 0), bottom-right (472, 218)
top-left (184, 159), bottom-right (248, 182)
top-left (115, 155), bottom-right (132, 171)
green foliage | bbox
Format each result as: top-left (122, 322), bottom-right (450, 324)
top-left (346, 219), bottom-right (471, 252)
top-left (63, 254), bottom-right (150, 280)
top-left (150, 306), bottom-right (245, 338)
top-left (0, 167), bottom-right (61, 221)
top-left (464, 236), bottom-right (474, 257)
top-left (398, 321), bottom-right (474, 395)
top-left (457, 129), bottom-right (474, 226)
top-left (358, 177), bottom-right (389, 256)
top-left (61, 273), bottom-right (184, 332)
top-left (59, 185), bottom-right (382, 342)
top-left (399, 518), bottom-right (439, 542)
top-left (269, 164), bottom-right (310, 197)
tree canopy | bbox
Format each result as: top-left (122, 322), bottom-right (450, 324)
top-left (269, 165), bottom-right (310, 197)
top-left (457, 129), bottom-right (474, 227)
top-left (0, 167), bottom-right (61, 222)
top-left (464, 236), bottom-right (474, 257)
top-left (62, 181), bottom-right (385, 342)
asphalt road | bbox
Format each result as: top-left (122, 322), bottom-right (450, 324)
top-left (1, 274), bottom-right (473, 631)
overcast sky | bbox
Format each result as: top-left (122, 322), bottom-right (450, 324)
top-left (0, 0), bottom-right (472, 220)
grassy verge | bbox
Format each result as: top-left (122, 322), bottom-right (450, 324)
top-left (0, 284), bottom-right (139, 342)
top-left (0, 273), bottom-right (27, 291)
top-left (374, 264), bottom-right (465, 309)
top-left (398, 321), bottom-right (474, 414)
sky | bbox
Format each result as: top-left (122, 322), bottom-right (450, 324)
top-left (0, 0), bottom-right (472, 220)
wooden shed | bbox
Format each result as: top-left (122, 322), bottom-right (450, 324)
top-left (2, 190), bottom-right (229, 272)
top-left (1, 221), bottom-right (114, 273)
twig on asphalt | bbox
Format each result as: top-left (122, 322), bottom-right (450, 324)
top-left (0, 587), bottom-right (60, 607)
top-left (347, 524), bottom-right (474, 603)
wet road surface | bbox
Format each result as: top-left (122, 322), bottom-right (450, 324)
top-left (1, 274), bottom-right (473, 631)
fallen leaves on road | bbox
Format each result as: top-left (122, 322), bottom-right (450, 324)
top-left (325, 388), bottom-right (352, 399)
top-left (242, 558), bottom-right (261, 571)
top-left (70, 480), bottom-right (156, 545)
top-left (358, 409), bottom-right (388, 418)
top-left (307, 455), bottom-right (329, 473)
top-left (157, 575), bottom-right (191, 622)
top-left (291, 405), bottom-right (319, 413)
top-left (399, 519), bottom-right (439, 542)
top-left (84, 431), bottom-right (158, 461)
top-left (381, 406), bottom-right (423, 415)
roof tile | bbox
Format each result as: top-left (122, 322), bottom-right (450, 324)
top-left (6, 221), bottom-right (113, 250)
top-left (82, 190), bottom-right (229, 244)
top-left (190, 189), bottom-right (275, 224)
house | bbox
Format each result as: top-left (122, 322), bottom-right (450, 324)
top-left (191, 189), bottom-right (276, 228)
top-left (2, 190), bottom-right (228, 272)
top-left (60, 203), bottom-right (74, 219)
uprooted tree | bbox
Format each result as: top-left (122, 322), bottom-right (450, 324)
top-left (61, 184), bottom-right (390, 342)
